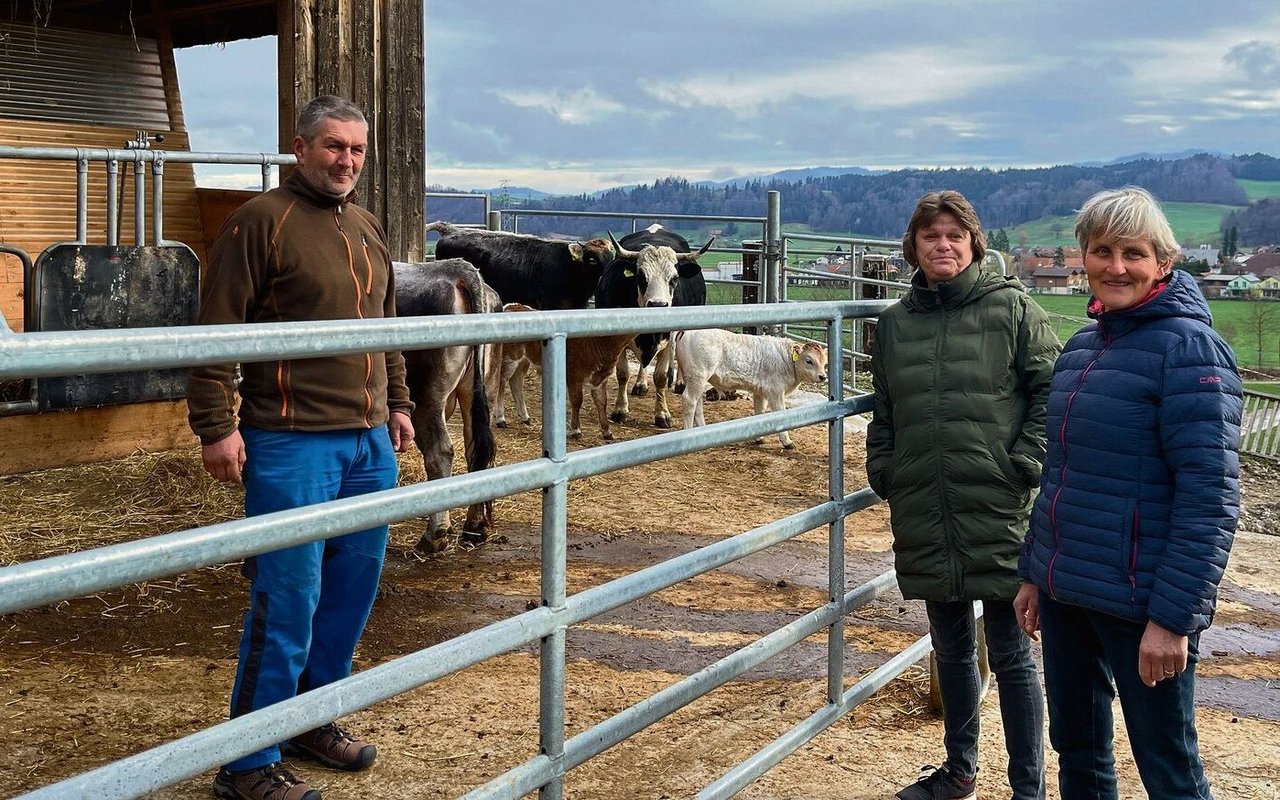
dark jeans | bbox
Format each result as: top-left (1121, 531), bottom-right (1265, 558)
top-left (927, 599), bottom-right (1045, 800)
top-left (1038, 592), bottom-right (1212, 800)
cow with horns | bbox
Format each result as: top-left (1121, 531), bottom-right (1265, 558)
top-left (594, 224), bottom-right (714, 429)
top-left (426, 220), bottom-right (614, 311)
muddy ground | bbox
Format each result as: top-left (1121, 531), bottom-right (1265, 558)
top-left (1, 382), bottom-right (1278, 800)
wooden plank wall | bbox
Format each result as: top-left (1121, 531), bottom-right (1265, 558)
top-left (0, 120), bottom-right (203, 332)
top-left (0, 27), bottom-right (205, 475)
top-left (277, 0), bottom-right (424, 261)
top-left (0, 402), bottom-right (194, 475)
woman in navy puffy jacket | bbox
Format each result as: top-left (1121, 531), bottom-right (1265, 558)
top-left (1015, 187), bottom-right (1243, 800)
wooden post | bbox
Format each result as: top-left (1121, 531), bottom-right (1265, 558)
top-left (274, 0), bottom-right (423, 261)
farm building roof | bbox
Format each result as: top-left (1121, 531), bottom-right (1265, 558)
top-left (5, 0), bottom-right (275, 47)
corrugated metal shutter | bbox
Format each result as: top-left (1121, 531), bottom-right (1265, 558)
top-left (0, 25), bottom-right (170, 129)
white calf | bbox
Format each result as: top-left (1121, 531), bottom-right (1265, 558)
top-left (674, 330), bottom-right (828, 449)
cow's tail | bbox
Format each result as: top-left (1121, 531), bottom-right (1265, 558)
top-left (456, 273), bottom-right (498, 476)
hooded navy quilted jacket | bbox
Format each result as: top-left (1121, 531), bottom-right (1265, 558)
top-left (1019, 269), bottom-right (1243, 635)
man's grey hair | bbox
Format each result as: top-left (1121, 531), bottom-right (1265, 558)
top-left (296, 95), bottom-right (367, 141)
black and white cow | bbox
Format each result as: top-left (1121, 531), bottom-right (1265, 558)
top-left (594, 224), bottom-right (713, 428)
top-left (427, 220), bottom-right (614, 311)
top-left (394, 258), bottom-right (503, 553)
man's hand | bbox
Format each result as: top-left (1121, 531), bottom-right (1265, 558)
top-left (389, 411), bottom-right (415, 453)
top-left (202, 431), bottom-right (246, 484)
top-left (1139, 620), bottom-right (1188, 687)
top-left (1014, 582), bottom-right (1040, 642)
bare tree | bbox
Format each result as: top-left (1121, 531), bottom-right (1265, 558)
top-left (1243, 300), bottom-right (1279, 370)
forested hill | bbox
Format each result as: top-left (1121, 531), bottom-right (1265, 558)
top-left (427, 152), bottom-right (1280, 241)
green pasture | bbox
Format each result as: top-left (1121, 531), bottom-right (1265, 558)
top-left (1025, 294), bottom-right (1279, 370)
top-left (707, 285), bottom-right (1280, 372)
top-left (1006, 202), bottom-right (1243, 249)
top-left (1237, 179), bottom-right (1280, 202)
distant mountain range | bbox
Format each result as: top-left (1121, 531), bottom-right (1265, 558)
top-left (426, 151), bottom-right (1280, 247)
top-left (440, 152), bottom-right (1240, 200)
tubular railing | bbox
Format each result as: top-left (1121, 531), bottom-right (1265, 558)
top-left (0, 144), bottom-right (292, 246)
top-left (1241, 389), bottom-right (1280, 461)
top-left (0, 297), bottom-right (922, 800)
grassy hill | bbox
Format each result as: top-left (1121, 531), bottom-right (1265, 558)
top-left (1003, 200), bottom-right (1244, 248)
top-left (1031, 294), bottom-right (1279, 370)
top-left (1004, 202), bottom-right (1245, 249)
top-left (1238, 179), bottom-right (1280, 202)
top-left (1000, 179), bottom-right (1280, 248)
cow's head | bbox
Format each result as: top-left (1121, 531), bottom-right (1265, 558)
top-left (608, 232), bottom-right (714, 307)
top-left (568, 238), bottom-right (616, 280)
top-left (790, 341), bottom-right (829, 385)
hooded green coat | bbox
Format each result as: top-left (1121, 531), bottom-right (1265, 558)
top-left (865, 264), bottom-right (1060, 602)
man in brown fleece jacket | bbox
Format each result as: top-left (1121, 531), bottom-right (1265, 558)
top-left (188, 95), bottom-right (415, 800)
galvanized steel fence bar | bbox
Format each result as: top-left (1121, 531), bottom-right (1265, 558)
top-left (0, 145), bottom-right (297, 247)
top-left (0, 297), bottom-right (928, 799)
top-left (1241, 389), bottom-right (1280, 461)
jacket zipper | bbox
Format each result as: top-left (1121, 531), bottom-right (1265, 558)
top-left (932, 307), bottom-right (962, 599)
top-left (335, 206), bottom-right (376, 428)
top-left (1129, 505), bottom-right (1140, 604)
top-left (1047, 335), bottom-right (1111, 599)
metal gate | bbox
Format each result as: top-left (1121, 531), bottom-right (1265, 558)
top-left (1242, 389), bottom-right (1280, 461)
top-left (0, 292), bottom-right (946, 799)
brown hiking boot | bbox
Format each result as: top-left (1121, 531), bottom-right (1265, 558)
top-left (213, 762), bottom-right (321, 800)
top-left (282, 722), bottom-right (378, 771)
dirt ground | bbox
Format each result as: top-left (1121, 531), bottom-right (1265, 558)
top-left (1, 380), bottom-right (1279, 800)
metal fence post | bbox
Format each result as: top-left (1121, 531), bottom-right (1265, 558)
top-left (826, 315), bottom-right (846, 704)
top-left (765, 191), bottom-right (781, 306)
top-left (488, 210), bottom-right (502, 232)
top-left (765, 191), bottom-right (782, 334)
top-left (539, 333), bottom-right (569, 800)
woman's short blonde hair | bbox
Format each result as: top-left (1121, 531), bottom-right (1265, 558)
top-left (1075, 187), bottom-right (1179, 264)
top-left (901, 190), bottom-right (987, 269)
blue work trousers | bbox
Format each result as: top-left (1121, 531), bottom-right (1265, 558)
top-left (225, 424), bottom-right (398, 773)
top-left (1038, 592), bottom-right (1211, 800)
top-left (927, 599), bottom-right (1046, 799)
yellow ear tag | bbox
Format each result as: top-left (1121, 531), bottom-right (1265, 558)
top-left (624, 269), bottom-right (634, 278)
top-left (791, 350), bottom-right (800, 362)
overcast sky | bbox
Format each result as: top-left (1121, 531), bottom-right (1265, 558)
top-left (174, 0), bottom-right (1280, 196)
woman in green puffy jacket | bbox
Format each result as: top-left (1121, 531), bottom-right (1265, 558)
top-left (866, 190), bottom-right (1060, 800)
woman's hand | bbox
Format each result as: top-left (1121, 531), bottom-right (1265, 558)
top-left (1139, 621), bottom-right (1188, 687)
top-left (1014, 582), bottom-right (1040, 641)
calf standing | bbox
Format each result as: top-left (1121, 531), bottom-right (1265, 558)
top-left (674, 330), bottom-right (828, 449)
top-left (496, 303), bottom-right (634, 441)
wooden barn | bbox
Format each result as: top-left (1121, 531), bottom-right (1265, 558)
top-left (0, 0), bottom-right (425, 474)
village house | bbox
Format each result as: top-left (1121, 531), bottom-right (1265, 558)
top-left (1224, 273), bottom-right (1263, 299)
top-left (1181, 245), bottom-right (1220, 265)
top-left (1027, 267), bottom-right (1086, 294)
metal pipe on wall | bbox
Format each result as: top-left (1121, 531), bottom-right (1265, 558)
top-left (151, 155), bottom-right (166, 245)
top-left (105, 159), bottom-right (120, 246)
top-left (75, 154), bottom-right (89, 244)
top-left (132, 152), bottom-right (146, 247)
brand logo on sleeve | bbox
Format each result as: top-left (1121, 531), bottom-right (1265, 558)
top-left (1199, 375), bottom-right (1222, 385)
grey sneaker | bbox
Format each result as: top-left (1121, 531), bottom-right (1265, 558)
top-left (282, 722), bottom-right (377, 771)
top-left (212, 762), bottom-right (321, 800)
top-left (895, 765), bottom-right (977, 800)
